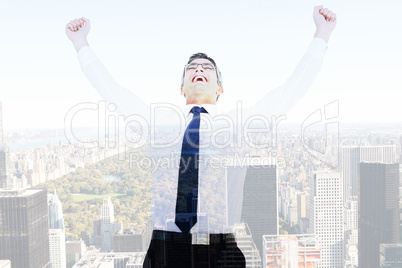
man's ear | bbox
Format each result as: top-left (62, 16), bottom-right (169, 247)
top-left (216, 85), bottom-right (224, 97)
top-left (180, 86), bottom-right (186, 97)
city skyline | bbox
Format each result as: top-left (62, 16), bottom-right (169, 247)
top-left (0, 119), bottom-right (401, 267)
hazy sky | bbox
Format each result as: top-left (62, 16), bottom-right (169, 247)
top-left (0, 0), bottom-right (401, 129)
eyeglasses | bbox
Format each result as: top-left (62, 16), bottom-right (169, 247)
top-left (185, 63), bottom-right (215, 71)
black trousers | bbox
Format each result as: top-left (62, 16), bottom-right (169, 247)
top-left (143, 230), bottom-right (246, 268)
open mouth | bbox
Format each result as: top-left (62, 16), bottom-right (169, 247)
top-left (192, 75), bottom-right (208, 83)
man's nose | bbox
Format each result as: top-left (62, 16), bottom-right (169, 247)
top-left (195, 65), bottom-right (205, 72)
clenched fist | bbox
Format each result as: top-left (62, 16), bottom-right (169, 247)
top-left (65, 17), bottom-right (90, 52)
top-left (313, 5), bottom-right (337, 43)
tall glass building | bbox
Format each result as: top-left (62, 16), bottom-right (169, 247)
top-left (0, 188), bottom-right (50, 268)
top-left (358, 162), bottom-right (400, 268)
top-left (48, 190), bottom-right (65, 230)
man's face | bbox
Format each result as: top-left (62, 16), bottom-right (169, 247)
top-left (181, 58), bottom-right (223, 105)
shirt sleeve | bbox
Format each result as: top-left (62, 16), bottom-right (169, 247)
top-left (241, 38), bottom-right (327, 118)
top-left (77, 46), bottom-right (150, 118)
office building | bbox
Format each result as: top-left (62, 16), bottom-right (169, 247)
top-left (344, 198), bottom-right (358, 268)
top-left (48, 190), bottom-right (65, 229)
top-left (380, 244), bottom-right (402, 268)
top-left (93, 197), bottom-right (122, 252)
top-left (48, 190), bottom-right (66, 268)
top-left (114, 229), bottom-right (147, 252)
top-left (308, 171), bottom-right (344, 267)
top-left (297, 193), bottom-right (308, 220)
top-left (262, 234), bottom-right (320, 268)
top-left (342, 145), bottom-right (396, 200)
top-left (93, 219), bottom-right (102, 248)
top-left (358, 162), bottom-right (400, 268)
top-left (227, 163), bottom-right (278, 254)
top-left (0, 188), bottom-right (50, 268)
top-left (72, 247), bottom-right (146, 268)
top-left (66, 239), bottom-right (86, 268)
top-left (0, 103), bottom-right (12, 189)
top-left (0, 146), bottom-right (11, 189)
top-left (49, 229), bottom-right (66, 268)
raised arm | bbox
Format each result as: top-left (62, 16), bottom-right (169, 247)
top-left (65, 18), bottom-right (149, 117)
top-left (246, 5), bottom-right (337, 118)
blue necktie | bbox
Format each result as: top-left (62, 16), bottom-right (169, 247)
top-left (175, 106), bottom-right (207, 233)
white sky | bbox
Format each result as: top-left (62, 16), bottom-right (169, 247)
top-left (0, 0), bottom-right (401, 129)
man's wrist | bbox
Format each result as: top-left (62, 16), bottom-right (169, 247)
top-left (73, 39), bottom-right (89, 53)
top-left (314, 28), bottom-right (331, 44)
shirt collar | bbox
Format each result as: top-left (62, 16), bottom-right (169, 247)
top-left (184, 104), bottom-right (217, 117)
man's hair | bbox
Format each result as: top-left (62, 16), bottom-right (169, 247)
top-left (181, 52), bottom-right (223, 101)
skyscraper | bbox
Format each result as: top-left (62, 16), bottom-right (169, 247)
top-left (49, 229), bottom-right (66, 268)
top-left (0, 102), bottom-right (12, 189)
top-left (48, 190), bottom-right (65, 229)
top-left (262, 234), bottom-right (320, 268)
top-left (227, 163), bottom-right (278, 254)
top-left (114, 229), bottom-right (147, 252)
top-left (0, 146), bottom-right (11, 189)
top-left (341, 146), bottom-right (359, 201)
top-left (101, 196), bottom-right (114, 224)
top-left (297, 193), bottom-right (308, 221)
top-left (93, 219), bottom-right (102, 248)
top-left (97, 197), bottom-right (122, 252)
top-left (358, 162), bottom-right (400, 268)
top-left (72, 249), bottom-right (146, 268)
top-left (400, 135), bottom-right (402, 163)
top-left (48, 190), bottom-right (66, 268)
top-left (342, 145), bottom-right (396, 200)
top-left (344, 198), bottom-right (358, 268)
top-left (0, 188), bottom-right (50, 268)
top-left (308, 171), bottom-right (344, 267)
top-left (65, 240), bottom-right (86, 268)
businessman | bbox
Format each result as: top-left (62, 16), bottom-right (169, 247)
top-left (66, 5), bottom-right (336, 267)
